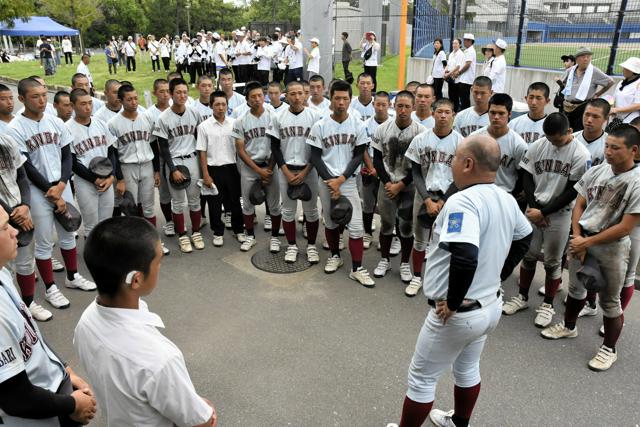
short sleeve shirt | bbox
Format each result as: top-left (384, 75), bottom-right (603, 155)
top-left (153, 106), bottom-right (201, 157)
top-left (0, 135), bottom-right (26, 207)
top-left (509, 114), bottom-right (546, 144)
top-left (231, 107), bottom-right (274, 163)
top-left (453, 107), bottom-right (489, 137)
top-left (574, 130), bottom-right (607, 166)
top-left (562, 66), bottom-right (613, 102)
top-left (267, 107), bottom-right (319, 166)
top-left (371, 120), bottom-right (426, 182)
top-left (405, 129), bottom-right (463, 193)
top-left (67, 119), bottom-right (115, 169)
top-left (470, 127), bottom-right (528, 192)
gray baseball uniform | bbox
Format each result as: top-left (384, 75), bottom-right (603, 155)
top-left (471, 127), bottom-right (527, 192)
top-left (574, 130), bottom-right (607, 166)
top-left (509, 114), bottom-right (546, 144)
top-left (453, 107), bottom-right (489, 137)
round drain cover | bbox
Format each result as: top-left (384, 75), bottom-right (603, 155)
top-left (251, 249), bottom-right (312, 273)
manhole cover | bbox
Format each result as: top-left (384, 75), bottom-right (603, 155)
top-left (251, 249), bottom-right (312, 273)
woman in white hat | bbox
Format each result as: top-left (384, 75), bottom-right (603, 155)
top-left (360, 31), bottom-right (380, 91)
top-left (487, 38), bottom-right (507, 93)
top-left (304, 37), bottom-right (321, 78)
top-left (610, 57), bottom-right (640, 124)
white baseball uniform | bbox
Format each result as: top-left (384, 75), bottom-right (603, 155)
top-left (310, 97), bottom-right (330, 116)
top-left (470, 127), bottom-right (527, 192)
top-left (350, 97), bottom-right (375, 122)
top-left (67, 118), bottom-right (115, 233)
top-left (192, 100), bottom-right (213, 121)
top-left (144, 105), bottom-right (172, 206)
top-left (509, 114), bottom-right (546, 144)
top-left (226, 91), bottom-right (245, 117)
top-left (411, 112), bottom-right (435, 129)
top-left (573, 130), bottom-right (607, 166)
top-left (453, 107), bottom-right (489, 137)
top-left (94, 105), bottom-right (146, 125)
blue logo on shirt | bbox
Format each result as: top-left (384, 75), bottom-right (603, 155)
top-left (447, 212), bottom-right (464, 233)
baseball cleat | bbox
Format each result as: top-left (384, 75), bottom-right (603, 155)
top-left (161, 242), bottom-right (170, 255)
top-left (588, 345), bottom-right (617, 371)
top-left (29, 301), bottom-right (53, 322)
top-left (235, 232), bottom-right (247, 243)
top-left (284, 245), bottom-right (298, 263)
top-left (389, 236), bottom-right (401, 256)
top-left (178, 235), bottom-right (193, 253)
top-left (538, 284), bottom-right (545, 296)
top-left (306, 245), bottom-right (320, 264)
top-left (502, 294), bottom-right (528, 315)
top-left (349, 267), bottom-right (375, 288)
top-left (363, 233), bottom-right (373, 250)
top-left (541, 322), bottom-right (578, 340)
top-left (534, 303), bottom-right (555, 328)
top-left (213, 235), bottom-right (224, 247)
top-left (163, 221), bottom-right (176, 236)
top-left (65, 273), bottom-right (97, 291)
top-left (269, 237), bottom-right (281, 253)
top-left (44, 285), bottom-right (70, 309)
top-left (579, 303), bottom-right (598, 317)
top-left (240, 235), bottom-right (257, 252)
top-left (191, 232), bottom-right (205, 250)
top-left (399, 262), bottom-right (412, 283)
top-left (429, 409), bottom-right (459, 427)
top-left (373, 258), bottom-right (391, 278)
top-left (51, 257), bottom-right (65, 272)
top-left (264, 215), bottom-right (272, 231)
top-left (324, 255), bottom-right (343, 273)
top-left (405, 276), bottom-right (422, 297)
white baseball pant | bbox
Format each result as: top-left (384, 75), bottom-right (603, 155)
top-left (10, 242), bottom-right (36, 276)
top-left (74, 177), bottom-right (114, 234)
top-left (521, 208), bottom-right (572, 280)
top-left (412, 192), bottom-right (436, 252)
top-left (159, 163), bottom-right (172, 205)
top-left (377, 184), bottom-right (414, 238)
top-left (237, 161), bottom-right (281, 216)
top-left (624, 226), bottom-right (640, 286)
top-left (165, 156), bottom-right (202, 214)
top-left (278, 168), bottom-right (319, 223)
top-left (29, 184), bottom-right (76, 259)
top-left (318, 176), bottom-right (364, 239)
top-left (122, 161), bottom-right (156, 218)
top-left (407, 296), bottom-right (502, 403)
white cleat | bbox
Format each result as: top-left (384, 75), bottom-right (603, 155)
top-left (306, 245), bottom-right (320, 264)
top-left (349, 267), bottom-right (375, 288)
top-left (373, 258), bottom-right (391, 278)
top-left (240, 235), bottom-right (257, 252)
top-left (65, 273), bottom-right (96, 291)
top-left (284, 245), bottom-right (298, 263)
top-left (399, 262), bottom-right (412, 283)
top-left (29, 301), bottom-right (53, 321)
top-left (44, 285), bottom-right (70, 309)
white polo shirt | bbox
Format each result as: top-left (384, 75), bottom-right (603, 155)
top-left (196, 115), bottom-right (237, 166)
top-left (458, 45), bottom-right (477, 85)
top-left (73, 299), bottom-right (213, 427)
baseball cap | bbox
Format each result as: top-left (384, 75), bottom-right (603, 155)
top-left (481, 44), bottom-right (494, 54)
top-left (119, 191), bottom-right (138, 217)
top-left (287, 183), bottom-right (312, 201)
top-left (54, 203), bottom-right (82, 232)
top-left (366, 31), bottom-right (376, 38)
top-left (310, 37), bottom-right (320, 45)
top-left (241, 26), bottom-right (247, 31)
top-left (236, 31), bottom-right (245, 37)
top-left (248, 181), bottom-right (266, 205)
top-left (575, 46), bottom-right (593, 57)
top-left (88, 156), bottom-right (113, 178)
top-left (275, 27), bottom-right (281, 32)
top-left (169, 165), bottom-right (191, 190)
top-left (213, 32), bottom-right (220, 40)
top-left (619, 57), bottom-right (640, 74)
top-left (463, 33), bottom-right (475, 40)
top-left (330, 196), bottom-right (353, 226)
top-left (494, 39), bottom-right (507, 50)
top-left (561, 54), bottom-right (576, 62)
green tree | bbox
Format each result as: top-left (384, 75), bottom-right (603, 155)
top-left (243, 0), bottom-right (300, 26)
top-left (42, 0), bottom-right (102, 35)
top-left (0, 0), bottom-right (36, 25)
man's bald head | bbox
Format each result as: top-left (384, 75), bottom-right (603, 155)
top-left (461, 134), bottom-right (501, 172)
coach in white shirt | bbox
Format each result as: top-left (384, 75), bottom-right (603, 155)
top-left (488, 39), bottom-right (507, 93)
top-left (74, 217), bottom-right (217, 427)
top-left (457, 33), bottom-right (477, 110)
top-left (361, 31), bottom-right (381, 91)
top-left (62, 36), bottom-right (73, 65)
top-left (305, 37), bottom-right (321, 78)
top-left (284, 34), bottom-right (304, 84)
top-left (76, 54), bottom-right (93, 86)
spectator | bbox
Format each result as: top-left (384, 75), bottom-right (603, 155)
top-left (76, 53), bottom-right (94, 86)
top-left (284, 33), bottom-right (303, 84)
top-left (125, 35), bottom-right (137, 72)
top-left (117, 35), bottom-right (127, 66)
top-left (148, 34), bottom-right (160, 72)
top-left (305, 37), bottom-right (321, 78)
top-left (561, 54), bottom-right (576, 69)
top-left (0, 205), bottom-right (97, 425)
top-left (431, 38), bottom-right (447, 100)
top-left (74, 216), bottom-right (217, 426)
top-left (341, 32), bottom-right (352, 81)
top-left (481, 44), bottom-right (495, 79)
top-left (444, 38), bottom-right (464, 112)
top-left (457, 33), bottom-right (477, 110)
top-left (488, 39), bottom-right (507, 93)
top-left (39, 38), bottom-right (55, 76)
top-left (610, 57), bottom-right (640, 124)
top-left (360, 31), bottom-right (380, 91)
top-left (105, 40), bottom-right (118, 75)
top-left (159, 37), bottom-right (171, 71)
top-left (560, 46), bottom-right (614, 132)
top-left (62, 35), bottom-right (73, 65)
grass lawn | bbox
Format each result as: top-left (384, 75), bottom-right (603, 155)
top-left (332, 51), bottom-right (412, 95)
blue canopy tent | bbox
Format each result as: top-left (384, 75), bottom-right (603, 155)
top-left (0, 16), bottom-right (81, 54)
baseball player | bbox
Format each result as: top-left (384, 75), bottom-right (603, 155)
top-left (309, 75), bottom-right (331, 114)
top-left (405, 98), bottom-right (463, 297)
top-left (470, 93), bottom-right (527, 194)
top-left (541, 124), bottom-right (640, 372)
top-left (509, 82), bottom-right (550, 144)
top-left (350, 73), bottom-right (375, 121)
top-left (0, 84), bottom-right (14, 133)
top-left (197, 90), bottom-right (245, 247)
top-left (0, 222), bottom-right (97, 425)
top-left (267, 81), bottom-right (289, 113)
top-left (268, 80), bottom-right (320, 263)
top-left (67, 88), bottom-right (116, 236)
top-left (362, 91), bottom-right (392, 249)
top-left (213, 33), bottom-right (229, 77)
top-left (193, 75), bottom-right (214, 121)
top-left (398, 134), bottom-right (532, 427)
top-left (107, 84), bottom-right (170, 256)
top-left (371, 90), bottom-right (425, 285)
top-left (14, 76), bottom-right (58, 118)
top-left (218, 68), bottom-right (246, 116)
top-left (232, 81), bottom-right (282, 252)
top-left (154, 78), bottom-right (204, 253)
top-left (93, 79), bottom-right (122, 124)
top-left (307, 79), bottom-right (375, 286)
top-left (453, 76), bottom-right (492, 137)
top-left (71, 73), bottom-right (104, 115)
top-left (53, 90), bottom-right (73, 123)
top-left (411, 83), bottom-right (436, 129)
top-left (7, 78), bottom-right (96, 312)
top-left (574, 98), bottom-right (609, 167)
top-left (502, 112), bottom-right (591, 328)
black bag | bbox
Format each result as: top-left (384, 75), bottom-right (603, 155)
top-left (553, 80), bottom-right (565, 110)
top-left (605, 114), bottom-right (631, 133)
top-left (363, 46), bottom-right (373, 61)
top-left (345, 70), bottom-right (354, 84)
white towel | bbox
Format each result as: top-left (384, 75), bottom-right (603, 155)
top-left (563, 64), bottom-right (593, 102)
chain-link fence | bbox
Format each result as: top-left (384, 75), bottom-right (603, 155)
top-left (412, 0), bottom-right (640, 75)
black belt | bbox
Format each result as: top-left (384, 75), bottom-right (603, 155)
top-left (174, 152), bottom-right (197, 160)
top-left (428, 299), bottom-right (481, 313)
top-left (255, 161), bottom-right (268, 168)
top-left (287, 164), bottom-right (306, 171)
top-left (583, 230), bottom-right (599, 237)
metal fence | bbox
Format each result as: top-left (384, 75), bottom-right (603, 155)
top-left (412, 0), bottom-right (640, 75)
